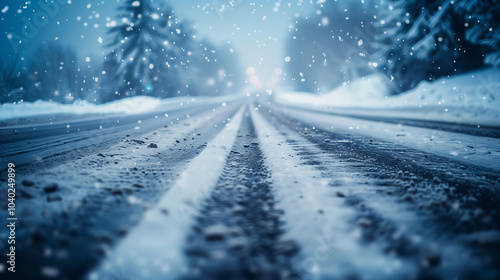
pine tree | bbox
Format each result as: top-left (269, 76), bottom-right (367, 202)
top-left (457, 0), bottom-right (500, 67)
top-left (382, 0), bottom-right (496, 93)
top-left (154, 6), bottom-right (197, 98)
top-left (102, 1), bottom-right (198, 101)
top-left (103, 0), bottom-right (162, 101)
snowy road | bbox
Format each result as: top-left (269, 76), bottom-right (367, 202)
top-left (1, 99), bottom-right (500, 280)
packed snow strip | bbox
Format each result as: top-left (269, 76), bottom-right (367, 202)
top-left (277, 105), bottom-right (500, 171)
top-left (86, 106), bottom-right (245, 280)
top-left (306, 154), bottom-right (486, 278)
top-left (250, 107), bottom-right (416, 279)
top-left (0, 95), bottom-right (242, 122)
top-left (35, 106), bottom-right (221, 182)
top-left (275, 68), bottom-right (500, 127)
top-left (15, 105), bottom-right (223, 232)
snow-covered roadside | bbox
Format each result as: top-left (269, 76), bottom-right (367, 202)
top-left (86, 106), bottom-right (245, 280)
top-left (250, 106), bottom-right (417, 279)
top-left (276, 105), bottom-right (500, 171)
top-left (275, 68), bottom-right (500, 127)
top-left (0, 95), bottom-right (242, 122)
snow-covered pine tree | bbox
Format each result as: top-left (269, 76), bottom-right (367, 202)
top-left (384, 0), bottom-right (452, 92)
top-left (456, 0), bottom-right (500, 67)
top-left (102, 0), bottom-right (199, 101)
top-left (154, 4), bottom-right (197, 98)
top-left (382, 0), bottom-right (486, 93)
top-left (103, 0), bottom-right (161, 101)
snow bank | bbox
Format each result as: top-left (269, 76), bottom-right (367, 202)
top-left (0, 96), bottom-right (161, 120)
top-left (0, 95), bottom-right (239, 121)
top-left (278, 73), bottom-right (391, 108)
top-left (275, 68), bottom-right (500, 127)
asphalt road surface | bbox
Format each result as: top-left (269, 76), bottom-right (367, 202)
top-left (1, 98), bottom-right (499, 280)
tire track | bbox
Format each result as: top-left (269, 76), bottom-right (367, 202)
top-left (183, 108), bottom-right (297, 280)
top-left (256, 104), bottom-right (500, 279)
top-left (261, 104), bottom-right (500, 232)
top-left (5, 100), bottom-right (499, 280)
top-left (273, 104), bottom-right (500, 173)
top-left (0, 102), bottom-right (229, 168)
top-left (86, 106), bottom-right (245, 280)
top-left (1, 104), bottom-right (240, 280)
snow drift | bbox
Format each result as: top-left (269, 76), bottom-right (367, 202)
top-left (275, 68), bottom-right (500, 127)
top-left (0, 95), bottom-right (238, 122)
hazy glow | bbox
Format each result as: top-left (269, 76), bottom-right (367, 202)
top-left (246, 67), bottom-right (256, 76)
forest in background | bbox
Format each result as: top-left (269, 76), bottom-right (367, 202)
top-left (0, 0), bottom-right (244, 104)
top-left (1, 0), bottom-right (499, 104)
top-left (285, 0), bottom-right (500, 94)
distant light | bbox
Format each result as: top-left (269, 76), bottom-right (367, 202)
top-left (246, 67), bottom-right (256, 75)
top-left (285, 56), bottom-right (291, 62)
top-left (145, 84), bottom-right (153, 92)
top-left (249, 75), bottom-right (259, 84)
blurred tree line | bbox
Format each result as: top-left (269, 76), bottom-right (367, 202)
top-left (285, 0), bottom-right (499, 94)
top-left (0, 0), bottom-right (244, 104)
